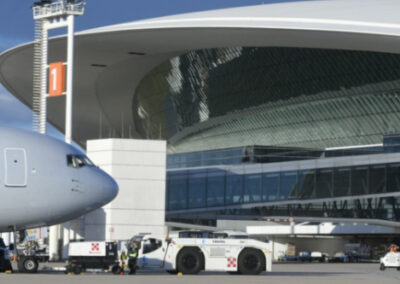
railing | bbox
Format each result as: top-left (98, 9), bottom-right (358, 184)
top-left (33, 1), bottom-right (85, 19)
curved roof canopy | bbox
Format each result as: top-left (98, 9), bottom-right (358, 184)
top-left (1, 0), bottom-right (400, 146)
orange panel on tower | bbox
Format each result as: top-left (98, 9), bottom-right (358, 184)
top-left (49, 62), bottom-right (66, 97)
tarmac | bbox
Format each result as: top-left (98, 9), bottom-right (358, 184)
top-left (1, 262), bottom-right (400, 284)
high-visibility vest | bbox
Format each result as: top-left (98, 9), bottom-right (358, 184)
top-left (120, 250), bottom-right (127, 261)
top-left (129, 250), bottom-right (138, 258)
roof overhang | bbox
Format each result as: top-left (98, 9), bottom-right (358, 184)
top-left (2, 0), bottom-right (400, 146)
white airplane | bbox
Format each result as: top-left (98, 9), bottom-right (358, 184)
top-left (0, 126), bottom-right (118, 232)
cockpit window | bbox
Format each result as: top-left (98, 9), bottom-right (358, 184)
top-left (67, 154), bottom-right (95, 168)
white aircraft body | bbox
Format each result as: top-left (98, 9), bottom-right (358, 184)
top-left (0, 126), bottom-right (118, 232)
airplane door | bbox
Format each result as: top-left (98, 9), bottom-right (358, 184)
top-left (4, 148), bottom-right (27, 187)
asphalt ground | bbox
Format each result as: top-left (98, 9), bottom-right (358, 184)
top-left (1, 262), bottom-right (400, 284)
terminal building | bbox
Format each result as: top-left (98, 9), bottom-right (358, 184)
top-left (1, 0), bottom-right (400, 258)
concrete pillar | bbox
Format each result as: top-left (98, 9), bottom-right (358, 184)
top-left (62, 222), bottom-right (70, 259)
top-left (85, 138), bottom-right (166, 241)
top-left (48, 225), bottom-right (59, 261)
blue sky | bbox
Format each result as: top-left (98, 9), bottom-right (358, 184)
top-left (0, 0), bottom-right (299, 140)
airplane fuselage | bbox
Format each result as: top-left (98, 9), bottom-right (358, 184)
top-left (0, 127), bottom-right (118, 232)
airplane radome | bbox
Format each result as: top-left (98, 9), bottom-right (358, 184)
top-left (0, 126), bottom-right (118, 232)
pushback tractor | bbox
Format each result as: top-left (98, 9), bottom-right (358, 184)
top-left (135, 234), bottom-right (272, 275)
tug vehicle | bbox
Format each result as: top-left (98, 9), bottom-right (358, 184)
top-left (380, 244), bottom-right (400, 271)
top-left (134, 234), bottom-right (272, 275)
top-left (380, 252), bottom-right (400, 271)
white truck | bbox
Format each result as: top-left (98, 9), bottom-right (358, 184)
top-left (66, 241), bottom-right (119, 274)
top-left (380, 252), bottom-right (400, 271)
top-left (132, 234), bottom-right (272, 275)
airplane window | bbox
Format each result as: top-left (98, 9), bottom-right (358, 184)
top-left (67, 155), bottom-right (95, 168)
top-left (74, 156), bottom-right (85, 168)
top-left (83, 157), bottom-right (95, 166)
top-left (67, 155), bottom-right (75, 167)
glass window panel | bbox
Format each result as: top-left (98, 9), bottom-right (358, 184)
top-left (226, 173), bottom-right (243, 204)
top-left (316, 169), bottom-right (332, 198)
top-left (387, 163), bottom-right (400, 192)
top-left (262, 172), bottom-right (279, 201)
top-left (333, 168), bottom-right (350, 197)
top-left (168, 173), bottom-right (187, 210)
top-left (352, 166), bottom-right (368, 196)
top-left (188, 171), bottom-right (206, 208)
top-left (244, 174), bottom-right (262, 203)
top-left (297, 169), bottom-right (315, 199)
top-left (369, 164), bottom-right (386, 194)
top-left (280, 171), bottom-right (297, 200)
top-left (207, 170), bottom-right (225, 207)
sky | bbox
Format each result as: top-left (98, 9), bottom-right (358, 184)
top-left (0, 0), bottom-right (301, 140)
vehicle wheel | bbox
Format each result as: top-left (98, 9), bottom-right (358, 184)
top-left (238, 248), bottom-right (265, 275)
top-left (397, 267), bottom-right (400, 271)
top-left (380, 263), bottom-right (385, 271)
top-left (22, 257), bottom-right (38, 273)
top-left (111, 265), bottom-right (122, 275)
top-left (73, 265), bottom-right (82, 275)
top-left (177, 248), bottom-right (203, 274)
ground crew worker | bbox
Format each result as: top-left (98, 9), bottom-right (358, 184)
top-left (120, 249), bottom-right (127, 274)
top-left (128, 241), bottom-right (139, 275)
top-left (389, 244), bottom-right (399, 253)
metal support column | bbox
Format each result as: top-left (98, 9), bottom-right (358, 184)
top-left (65, 14), bottom-right (74, 145)
top-left (32, 0), bottom-right (85, 261)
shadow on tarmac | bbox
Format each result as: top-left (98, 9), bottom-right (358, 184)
top-left (22, 270), bottom-right (356, 277)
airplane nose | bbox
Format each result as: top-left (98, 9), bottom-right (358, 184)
top-left (102, 173), bottom-right (119, 203)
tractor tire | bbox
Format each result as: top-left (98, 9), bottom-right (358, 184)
top-left (380, 263), bottom-right (385, 271)
top-left (177, 247), bottom-right (203, 274)
top-left (238, 248), bottom-right (265, 275)
top-left (111, 265), bottom-right (122, 275)
top-left (22, 257), bottom-right (39, 273)
top-left (73, 265), bottom-right (83, 275)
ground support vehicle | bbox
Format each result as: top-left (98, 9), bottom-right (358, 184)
top-left (16, 255), bottom-right (40, 273)
top-left (298, 251), bottom-right (311, 262)
top-left (134, 234), bottom-right (272, 275)
top-left (329, 252), bottom-right (350, 263)
top-left (310, 251), bottom-right (328, 262)
top-left (65, 241), bottom-right (120, 274)
top-left (380, 252), bottom-right (400, 271)
top-left (281, 254), bottom-right (298, 261)
top-left (0, 238), bottom-right (12, 273)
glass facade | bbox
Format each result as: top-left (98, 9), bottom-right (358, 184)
top-left (135, 46), bottom-right (400, 223)
top-left (167, 160), bottom-right (400, 221)
top-left (134, 47), bottom-right (400, 153)
top-left (167, 145), bottom-right (388, 169)
top-left (211, 197), bottom-right (400, 223)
